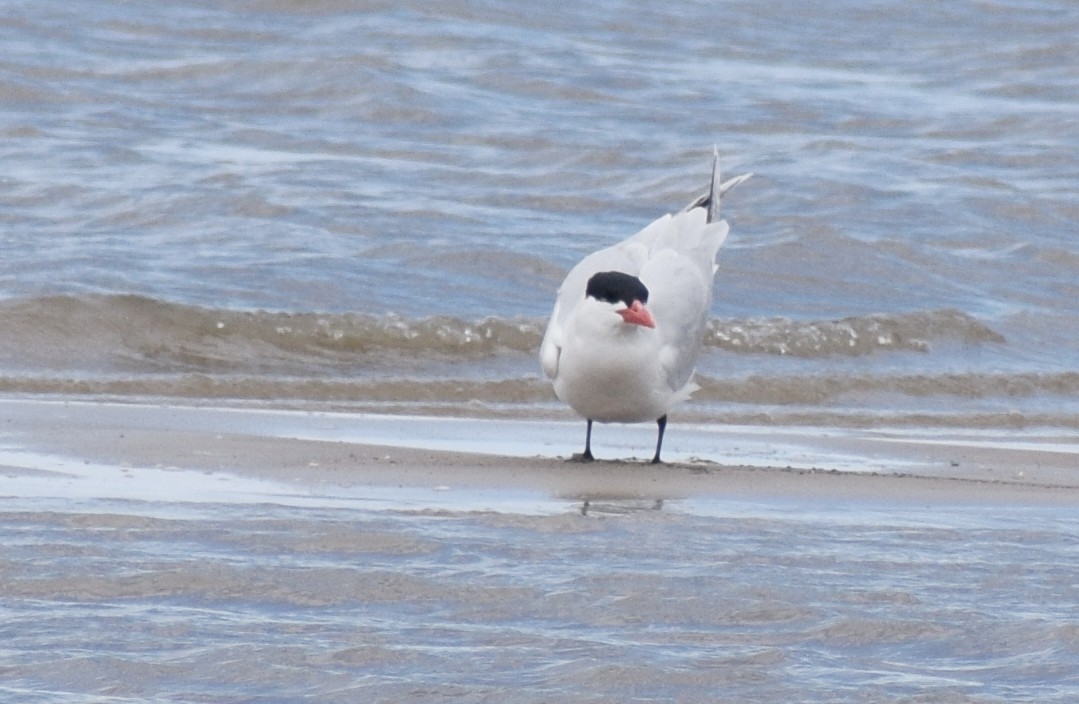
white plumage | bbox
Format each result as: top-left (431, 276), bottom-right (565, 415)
top-left (540, 149), bottom-right (750, 462)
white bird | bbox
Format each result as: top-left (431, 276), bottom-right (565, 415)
top-left (540, 149), bottom-right (751, 463)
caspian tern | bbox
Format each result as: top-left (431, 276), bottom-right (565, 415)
top-left (540, 149), bottom-right (750, 463)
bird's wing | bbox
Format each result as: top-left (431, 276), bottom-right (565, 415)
top-left (539, 298), bottom-right (564, 379)
top-left (638, 152), bottom-right (747, 390)
top-left (639, 215), bottom-right (729, 392)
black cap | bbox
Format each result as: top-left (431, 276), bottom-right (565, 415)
top-left (585, 271), bottom-right (649, 307)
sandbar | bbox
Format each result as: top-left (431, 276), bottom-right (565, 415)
top-left (2, 397), bottom-right (1078, 509)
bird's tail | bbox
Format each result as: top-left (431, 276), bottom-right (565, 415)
top-left (685, 146), bottom-right (752, 223)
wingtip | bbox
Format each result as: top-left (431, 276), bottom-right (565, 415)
top-left (681, 148), bottom-right (751, 216)
top-left (719, 172), bottom-right (753, 196)
top-left (707, 147), bottom-right (721, 224)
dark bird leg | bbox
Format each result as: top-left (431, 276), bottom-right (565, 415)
top-left (651, 415), bottom-right (668, 464)
top-left (570, 419), bottom-right (595, 462)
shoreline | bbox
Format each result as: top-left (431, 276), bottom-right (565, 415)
top-left (2, 396), bottom-right (1078, 508)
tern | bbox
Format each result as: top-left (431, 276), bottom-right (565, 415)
top-left (540, 149), bottom-right (750, 463)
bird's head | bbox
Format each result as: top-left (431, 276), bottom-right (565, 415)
top-left (584, 271), bottom-right (655, 329)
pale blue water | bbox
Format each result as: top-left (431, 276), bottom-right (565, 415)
top-left (4, 1), bottom-right (1076, 319)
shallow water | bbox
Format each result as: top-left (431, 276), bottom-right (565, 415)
top-left (1, 480), bottom-right (1077, 703)
top-left (2, 0), bottom-right (1079, 428)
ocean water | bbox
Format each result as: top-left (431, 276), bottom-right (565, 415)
top-left (2, 0), bottom-right (1079, 428)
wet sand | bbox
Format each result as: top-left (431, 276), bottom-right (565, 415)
top-left (2, 397), bottom-right (1077, 506)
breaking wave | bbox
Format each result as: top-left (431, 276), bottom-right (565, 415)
top-left (2, 294), bottom-right (1075, 428)
top-left (0, 295), bottom-right (543, 375)
top-left (0, 295), bottom-right (1004, 378)
top-left (704, 310), bottom-right (1005, 356)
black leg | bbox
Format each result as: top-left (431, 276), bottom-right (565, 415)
top-left (651, 415), bottom-right (667, 464)
top-left (582, 418), bottom-right (594, 461)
